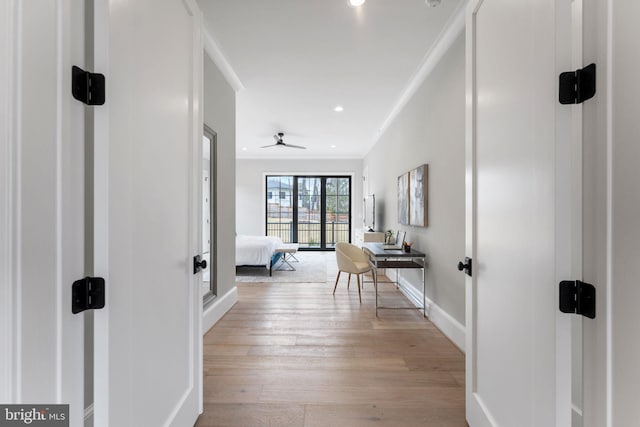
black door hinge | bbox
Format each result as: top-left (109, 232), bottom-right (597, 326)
top-left (559, 280), bottom-right (596, 319)
top-left (72, 65), bottom-right (105, 105)
top-left (72, 277), bottom-right (105, 314)
top-left (457, 257), bottom-right (472, 277)
top-left (559, 63), bottom-right (596, 105)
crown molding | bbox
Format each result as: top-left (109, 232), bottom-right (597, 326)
top-left (373, 0), bottom-right (467, 143)
top-left (203, 27), bottom-right (244, 92)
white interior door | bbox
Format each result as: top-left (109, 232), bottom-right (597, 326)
top-left (92, 0), bottom-right (203, 425)
top-left (568, 2), bottom-right (584, 425)
top-left (1, 0), bottom-right (85, 424)
top-left (606, 1), bottom-right (640, 424)
top-left (465, 0), bottom-right (578, 425)
top-left (580, 1), bottom-right (640, 424)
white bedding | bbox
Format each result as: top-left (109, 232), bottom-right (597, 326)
top-left (236, 235), bottom-right (283, 268)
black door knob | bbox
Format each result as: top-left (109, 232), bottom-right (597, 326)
top-left (193, 255), bottom-right (207, 274)
top-left (457, 257), bottom-right (472, 277)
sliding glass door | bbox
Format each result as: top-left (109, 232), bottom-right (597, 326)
top-left (324, 177), bottom-right (351, 249)
top-left (266, 176), bottom-right (294, 242)
top-left (266, 175), bottom-right (351, 250)
top-left (296, 177), bottom-right (322, 248)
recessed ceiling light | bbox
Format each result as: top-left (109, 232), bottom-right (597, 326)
top-left (331, 145), bottom-right (337, 149)
top-left (334, 105), bottom-right (344, 112)
top-left (242, 147), bottom-right (248, 151)
top-left (348, 0), bottom-right (366, 7)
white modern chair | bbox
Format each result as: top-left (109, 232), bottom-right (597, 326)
top-left (334, 242), bottom-right (372, 303)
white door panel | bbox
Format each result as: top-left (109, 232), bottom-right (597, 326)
top-left (568, 2), bottom-right (584, 425)
top-left (2, 0), bottom-right (85, 424)
top-left (466, 0), bottom-right (575, 425)
top-left (581, 1), bottom-right (640, 424)
top-left (93, 0), bottom-right (202, 425)
top-left (610, 1), bottom-right (640, 423)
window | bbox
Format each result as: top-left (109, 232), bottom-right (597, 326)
top-left (266, 175), bottom-right (351, 249)
top-left (266, 176), bottom-right (294, 242)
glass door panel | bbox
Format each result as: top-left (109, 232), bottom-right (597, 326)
top-left (325, 177), bottom-right (350, 248)
top-left (266, 176), bottom-right (294, 242)
top-left (297, 177), bottom-right (322, 248)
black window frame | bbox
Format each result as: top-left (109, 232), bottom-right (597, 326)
top-left (265, 175), bottom-right (352, 251)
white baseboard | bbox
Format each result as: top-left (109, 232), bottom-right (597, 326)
top-left (203, 286), bottom-right (238, 334)
top-left (572, 404), bottom-right (583, 427)
top-left (396, 276), bottom-right (465, 352)
top-left (425, 295), bottom-right (465, 352)
top-left (84, 403), bottom-right (94, 426)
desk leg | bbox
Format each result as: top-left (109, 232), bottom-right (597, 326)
top-left (423, 265), bottom-right (427, 318)
top-left (374, 266), bottom-right (378, 317)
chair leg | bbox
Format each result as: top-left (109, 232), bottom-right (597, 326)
top-left (357, 274), bottom-right (362, 304)
top-left (333, 271), bottom-right (341, 295)
top-left (347, 273), bottom-right (351, 289)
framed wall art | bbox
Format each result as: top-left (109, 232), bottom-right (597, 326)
top-left (409, 164), bottom-right (428, 227)
top-left (397, 172), bottom-right (409, 225)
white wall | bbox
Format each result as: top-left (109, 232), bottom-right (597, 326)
top-left (204, 54), bottom-right (236, 299)
top-left (363, 34), bottom-right (465, 332)
top-left (236, 159), bottom-right (363, 239)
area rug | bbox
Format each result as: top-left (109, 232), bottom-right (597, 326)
top-left (236, 251), bottom-right (329, 283)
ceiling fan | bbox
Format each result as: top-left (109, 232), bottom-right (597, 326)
top-left (261, 132), bottom-right (306, 150)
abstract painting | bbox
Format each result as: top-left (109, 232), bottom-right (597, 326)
top-left (409, 164), bottom-right (428, 227)
top-left (397, 172), bottom-right (409, 225)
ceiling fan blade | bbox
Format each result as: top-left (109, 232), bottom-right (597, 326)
top-left (263, 133), bottom-right (305, 149)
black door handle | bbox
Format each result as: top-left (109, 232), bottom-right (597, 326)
top-left (193, 255), bottom-right (207, 274)
top-left (457, 257), bottom-right (472, 277)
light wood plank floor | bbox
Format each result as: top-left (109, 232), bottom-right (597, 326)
top-left (197, 256), bottom-right (466, 427)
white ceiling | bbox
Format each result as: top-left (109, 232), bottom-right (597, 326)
top-left (198, 0), bottom-right (464, 159)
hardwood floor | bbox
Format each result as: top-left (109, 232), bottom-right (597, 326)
top-left (197, 257), bottom-right (465, 426)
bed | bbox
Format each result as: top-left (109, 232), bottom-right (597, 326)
top-left (236, 235), bottom-right (284, 276)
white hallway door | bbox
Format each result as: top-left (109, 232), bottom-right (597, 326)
top-left (588, 0), bottom-right (640, 424)
top-left (465, 0), bottom-right (580, 425)
top-left (2, 0), bottom-right (86, 424)
top-left (92, 0), bottom-right (203, 426)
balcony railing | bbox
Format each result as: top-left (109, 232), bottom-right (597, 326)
top-left (266, 221), bottom-right (350, 248)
